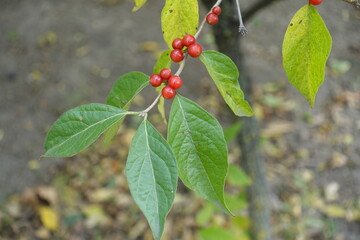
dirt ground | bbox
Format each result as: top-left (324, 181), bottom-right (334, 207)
top-left (0, 0), bottom-right (359, 239)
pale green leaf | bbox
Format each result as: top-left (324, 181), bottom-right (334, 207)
top-left (200, 51), bottom-right (253, 117)
top-left (161, 0), bottom-right (199, 48)
top-left (153, 50), bottom-right (172, 74)
top-left (196, 203), bottom-right (215, 226)
top-left (107, 71), bottom-right (149, 109)
top-left (44, 104), bottom-right (128, 157)
top-left (153, 50), bottom-right (172, 124)
top-left (126, 120), bottom-right (178, 240)
top-left (132, 0), bottom-right (147, 11)
top-left (199, 227), bottom-right (237, 240)
top-left (282, 4), bottom-right (332, 107)
top-left (101, 119), bottom-right (124, 149)
top-left (227, 164), bottom-right (251, 188)
top-left (168, 95), bottom-right (231, 214)
top-left (223, 121), bottom-right (242, 143)
top-left (103, 72), bottom-right (149, 146)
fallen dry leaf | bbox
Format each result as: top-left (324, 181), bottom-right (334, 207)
top-left (38, 206), bottom-right (59, 231)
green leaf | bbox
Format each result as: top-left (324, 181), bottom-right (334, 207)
top-left (282, 4), bottom-right (332, 107)
top-left (153, 50), bottom-right (172, 74)
top-left (168, 95), bottom-right (231, 214)
top-left (107, 71), bottom-right (149, 109)
top-left (101, 119), bottom-right (124, 149)
top-left (103, 72), bottom-right (149, 146)
top-left (126, 120), bottom-right (178, 240)
top-left (161, 0), bottom-right (199, 48)
top-left (200, 51), bottom-right (253, 117)
top-left (224, 193), bottom-right (248, 215)
top-left (223, 121), bottom-right (242, 143)
top-left (132, 0), bottom-right (147, 11)
top-left (44, 104), bottom-right (129, 157)
top-left (199, 227), bottom-right (237, 240)
top-left (196, 203), bottom-right (215, 226)
top-left (227, 164), bottom-right (252, 188)
top-left (157, 92), bottom-right (167, 125)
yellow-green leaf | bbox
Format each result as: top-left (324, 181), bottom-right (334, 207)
top-left (282, 4), bottom-right (332, 107)
top-left (132, 0), bottom-right (147, 11)
top-left (153, 50), bottom-right (172, 74)
top-left (161, 0), bottom-right (199, 48)
top-left (38, 206), bottom-right (59, 231)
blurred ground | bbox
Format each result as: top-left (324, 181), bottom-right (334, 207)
top-left (0, 0), bottom-right (359, 239)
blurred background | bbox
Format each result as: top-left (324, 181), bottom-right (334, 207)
top-left (0, 0), bottom-right (359, 239)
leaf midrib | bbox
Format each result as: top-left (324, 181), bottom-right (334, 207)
top-left (176, 97), bottom-right (222, 203)
top-left (46, 110), bottom-right (126, 153)
top-left (143, 122), bottom-right (160, 226)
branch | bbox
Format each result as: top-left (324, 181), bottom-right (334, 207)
top-left (341, 0), bottom-right (360, 8)
top-left (139, 93), bottom-right (161, 117)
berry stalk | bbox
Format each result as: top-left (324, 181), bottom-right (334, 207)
top-left (194, 0), bottom-right (223, 39)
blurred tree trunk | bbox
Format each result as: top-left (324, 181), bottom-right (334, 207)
top-left (200, 0), bottom-right (273, 239)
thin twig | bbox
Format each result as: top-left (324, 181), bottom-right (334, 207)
top-left (139, 93), bottom-right (161, 117)
top-left (175, 56), bottom-right (187, 76)
top-left (341, 0), bottom-right (360, 8)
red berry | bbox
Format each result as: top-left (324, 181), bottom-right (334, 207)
top-left (172, 38), bottom-right (184, 49)
top-left (170, 49), bottom-right (184, 62)
top-left (206, 13), bottom-right (218, 25)
top-left (149, 74), bottom-right (162, 87)
top-left (309, 0), bottom-right (322, 5)
top-left (187, 43), bottom-right (202, 58)
top-left (212, 6), bottom-right (221, 15)
top-left (168, 76), bottom-right (183, 90)
top-left (182, 34), bottom-right (196, 47)
top-left (160, 68), bottom-right (172, 80)
top-left (162, 86), bottom-right (176, 99)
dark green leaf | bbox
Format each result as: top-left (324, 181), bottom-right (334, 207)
top-left (200, 51), bottom-right (253, 117)
top-left (126, 120), bottom-right (178, 240)
top-left (168, 95), bottom-right (231, 214)
top-left (44, 104), bottom-right (128, 157)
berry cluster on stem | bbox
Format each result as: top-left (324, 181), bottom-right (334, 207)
top-left (149, 68), bottom-right (183, 99)
top-left (206, 6), bottom-right (221, 25)
top-left (141, 0), bottom-right (226, 116)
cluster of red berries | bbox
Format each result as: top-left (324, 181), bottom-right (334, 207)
top-left (206, 6), bottom-right (221, 25)
top-left (309, 0), bottom-right (322, 5)
top-left (149, 68), bottom-right (182, 99)
top-left (170, 34), bottom-right (203, 62)
top-left (151, 6), bottom-right (223, 99)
